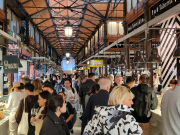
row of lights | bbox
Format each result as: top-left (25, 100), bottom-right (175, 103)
top-left (66, 53), bottom-right (70, 64)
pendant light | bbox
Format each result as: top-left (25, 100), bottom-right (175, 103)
top-left (134, 50), bottom-right (145, 63)
top-left (147, 47), bottom-right (162, 63)
top-left (65, 21), bottom-right (73, 37)
top-left (173, 38), bottom-right (180, 58)
top-left (119, 55), bottom-right (127, 66)
top-left (66, 52), bottom-right (70, 58)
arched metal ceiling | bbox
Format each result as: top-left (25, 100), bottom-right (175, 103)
top-left (19, 0), bottom-right (123, 57)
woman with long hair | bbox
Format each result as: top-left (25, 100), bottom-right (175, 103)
top-left (85, 84), bottom-right (100, 109)
top-left (32, 79), bottom-right (42, 95)
top-left (30, 91), bottom-right (51, 135)
top-left (40, 95), bottom-right (70, 135)
top-left (84, 86), bottom-right (143, 135)
top-left (6, 82), bottom-right (26, 135)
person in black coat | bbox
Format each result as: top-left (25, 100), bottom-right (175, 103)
top-left (40, 95), bottom-right (70, 135)
top-left (86, 78), bottom-right (111, 121)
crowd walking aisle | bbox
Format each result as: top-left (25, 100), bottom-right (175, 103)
top-left (73, 114), bottom-right (81, 135)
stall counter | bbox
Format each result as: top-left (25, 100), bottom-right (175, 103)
top-left (150, 108), bottom-right (163, 135)
top-left (0, 111), bottom-right (10, 135)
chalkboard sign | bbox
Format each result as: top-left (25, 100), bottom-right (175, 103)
top-left (3, 55), bottom-right (18, 73)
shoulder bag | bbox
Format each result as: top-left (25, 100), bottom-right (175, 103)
top-left (18, 98), bottom-right (29, 135)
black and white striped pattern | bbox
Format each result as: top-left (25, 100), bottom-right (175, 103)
top-left (160, 15), bottom-right (180, 88)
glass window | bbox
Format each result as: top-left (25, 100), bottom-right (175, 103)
top-left (119, 22), bottom-right (124, 35)
top-left (0, 0), bottom-right (3, 10)
top-left (133, 0), bottom-right (137, 8)
top-left (35, 31), bottom-right (39, 43)
top-left (127, 0), bottom-right (131, 13)
top-left (108, 22), bottom-right (117, 35)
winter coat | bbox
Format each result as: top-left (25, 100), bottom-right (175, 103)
top-left (131, 84), bottom-right (158, 123)
top-left (79, 79), bottom-right (96, 107)
top-left (40, 109), bottom-right (70, 135)
top-left (84, 105), bottom-right (142, 135)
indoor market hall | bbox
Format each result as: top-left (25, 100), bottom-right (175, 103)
top-left (0, 0), bottom-right (180, 135)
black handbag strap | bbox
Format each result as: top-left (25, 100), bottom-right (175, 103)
top-left (101, 113), bottom-right (127, 134)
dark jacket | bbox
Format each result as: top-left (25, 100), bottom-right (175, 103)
top-left (15, 95), bottom-right (38, 126)
top-left (79, 79), bottom-right (96, 107)
top-left (86, 89), bottom-right (109, 121)
top-left (131, 84), bottom-right (158, 123)
top-left (40, 109), bottom-right (70, 135)
top-left (122, 84), bottom-right (130, 89)
top-left (61, 101), bottom-right (74, 130)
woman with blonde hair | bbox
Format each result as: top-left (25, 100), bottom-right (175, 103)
top-left (32, 79), bottom-right (42, 95)
top-left (84, 86), bottom-right (142, 135)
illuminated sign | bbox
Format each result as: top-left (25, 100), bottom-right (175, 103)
top-left (90, 60), bottom-right (104, 67)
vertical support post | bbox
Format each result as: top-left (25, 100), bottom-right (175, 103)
top-left (143, 1), bottom-right (153, 87)
top-left (105, 58), bottom-right (108, 76)
top-left (90, 38), bottom-right (91, 56)
top-left (123, 0), bottom-right (130, 69)
top-left (98, 28), bottom-right (100, 54)
top-left (103, 21), bottom-right (108, 47)
top-left (26, 19), bottom-right (29, 46)
top-left (43, 38), bottom-right (45, 57)
top-left (94, 35), bottom-right (95, 55)
top-left (104, 21), bottom-right (108, 76)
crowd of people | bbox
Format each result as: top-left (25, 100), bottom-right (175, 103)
top-left (4, 70), bottom-right (180, 135)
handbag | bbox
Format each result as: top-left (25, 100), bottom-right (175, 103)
top-left (18, 98), bottom-right (29, 135)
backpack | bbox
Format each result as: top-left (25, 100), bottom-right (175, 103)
top-left (66, 102), bottom-right (77, 126)
top-left (133, 88), bottom-right (156, 117)
top-left (98, 113), bottom-right (127, 135)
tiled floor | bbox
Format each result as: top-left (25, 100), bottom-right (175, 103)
top-left (73, 114), bottom-right (81, 135)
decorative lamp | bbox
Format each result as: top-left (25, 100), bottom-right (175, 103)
top-left (66, 53), bottom-right (70, 58)
top-left (147, 48), bottom-right (162, 63)
top-left (65, 21), bottom-right (73, 37)
top-left (134, 51), bottom-right (145, 63)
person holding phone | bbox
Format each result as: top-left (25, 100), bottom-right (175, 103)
top-left (30, 91), bottom-right (51, 135)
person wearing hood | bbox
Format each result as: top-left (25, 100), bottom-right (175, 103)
top-left (15, 83), bottom-right (38, 135)
top-left (131, 74), bottom-right (158, 135)
top-left (84, 86), bottom-right (143, 135)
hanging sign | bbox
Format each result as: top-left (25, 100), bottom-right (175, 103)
top-left (3, 55), bottom-right (18, 73)
top-left (128, 14), bottom-right (145, 33)
top-left (19, 47), bottom-right (31, 60)
top-left (151, 0), bottom-right (180, 19)
top-left (38, 65), bottom-right (46, 74)
top-left (90, 60), bottom-right (104, 67)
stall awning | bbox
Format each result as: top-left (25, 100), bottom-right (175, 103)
top-left (0, 29), bottom-right (17, 43)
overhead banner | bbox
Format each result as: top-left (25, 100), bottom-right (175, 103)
top-left (3, 55), bottom-right (18, 73)
top-left (19, 48), bottom-right (31, 60)
top-left (90, 60), bottom-right (104, 67)
top-left (151, 0), bottom-right (180, 19)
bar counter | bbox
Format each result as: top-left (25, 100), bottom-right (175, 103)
top-left (0, 111), bottom-right (10, 135)
top-left (150, 108), bottom-right (163, 135)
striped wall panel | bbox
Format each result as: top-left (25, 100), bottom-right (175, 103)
top-left (160, 15), bottom-right (180, 88)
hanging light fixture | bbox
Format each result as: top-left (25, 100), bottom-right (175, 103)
top-left (174, 38), bottom-right (180, 58)
top-left (118, 55), bottom-right (127, 66)
top-left (66, 60), bottom-right (69, 64)
top-left (66, 52), bottom-right (70, 58)
top-left (134, 50), bottom-right (145, 63)
top-left (147, 47), bottom-right (162, 63)
top-left (65, 21), bottom-right (73, 37)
